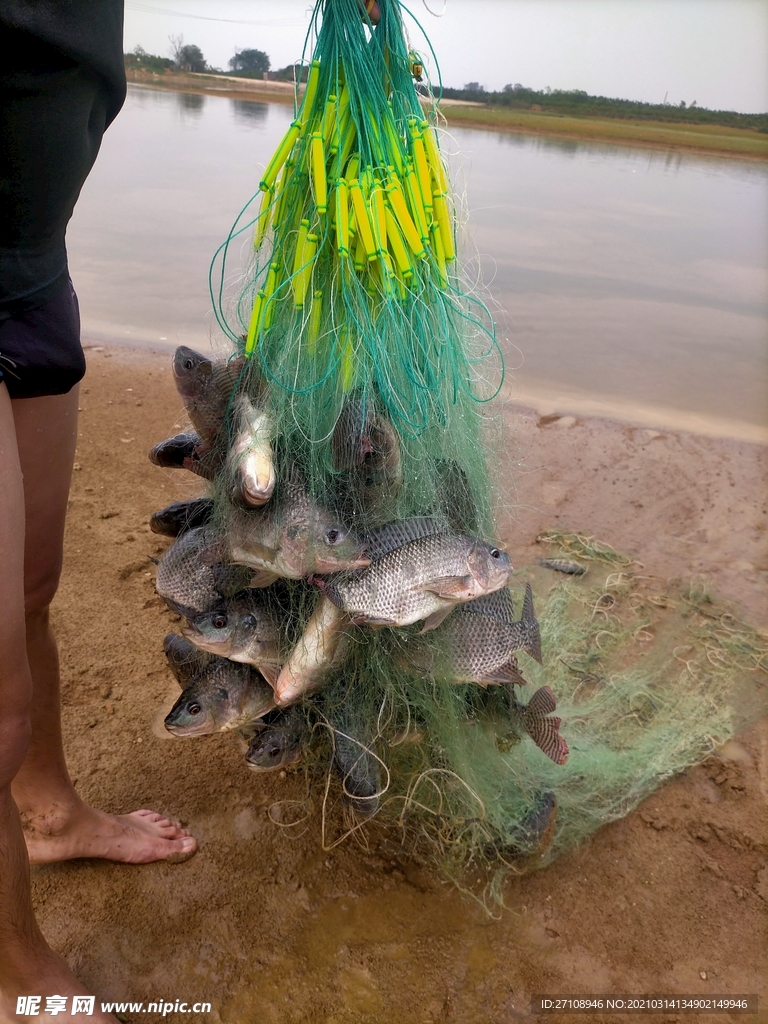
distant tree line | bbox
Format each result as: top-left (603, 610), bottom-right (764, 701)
top-left (428, 82), bottom-right (767, 132)
top-left (124, 42), bottom-right (311, 83)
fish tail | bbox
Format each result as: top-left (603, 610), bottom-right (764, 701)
top-left (523, 685), bottom-right (569, 765)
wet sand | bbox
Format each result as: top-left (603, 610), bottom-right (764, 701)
top-left (37, 345), bottom-right (767, 1022)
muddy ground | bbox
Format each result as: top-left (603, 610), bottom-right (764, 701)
top-left (35, 346), bottom-right (767, 1023)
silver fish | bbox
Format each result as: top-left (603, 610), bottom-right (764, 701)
top-left (150, 497), bottom-right (215, 538)
top-left (442, 582), bottom-right (543, 682)
top-left (320, 528), bottom-right (511, 632)
top-left (183, 590), bottom-right (283, 689)
top-left (536, 557), bottom-right (586, 575)
top-left (227, 466), bottom-right (369, 583)
top-left (156, 526), bottom-right (257, 617)
top-left (172, 346), bottom-right (245, 443)
top-left (244, 707), bottom-right (307, 771)
top-left (274, 596), bottom-right (348, 706)
top-left (164, 657), bottom-right (275, 736)
top-left (227, 394), bottom-right (276, 508)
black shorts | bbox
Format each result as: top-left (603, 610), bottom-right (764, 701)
top-left (0, 278), bottom-right (84, 399)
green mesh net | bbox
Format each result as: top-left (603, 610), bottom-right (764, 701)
top-left (147, 0), bottom-right (768, 901)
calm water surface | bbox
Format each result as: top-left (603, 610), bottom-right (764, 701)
top-left (67, 85), bottom-right (768, 432)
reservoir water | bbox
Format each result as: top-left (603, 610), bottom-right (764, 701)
top-left (67, 85), bottom-right (768, 438)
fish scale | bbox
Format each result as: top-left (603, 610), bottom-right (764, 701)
top-left (156, 527), bottom-right (256, 617)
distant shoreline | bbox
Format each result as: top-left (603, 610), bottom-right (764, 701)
top-left (126, 70), bottom-right (768, 161)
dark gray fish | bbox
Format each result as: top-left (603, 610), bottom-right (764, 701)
top-left (320, 532), bottom-right (511, 631)
top-left (148, 432), bottom-right (218, 480)
top-left (244, 707), bottom-right (307, 771)
top-left (510, 686), bottom-right (568, 765)
top-left (331, 399), bottom-right (402, 510)
top-left (164, 656), bottom-right (275, 736)
top-left (183, 590), bottom-right (283, 688)
top-left (536, 558), bottom-right (586, 575)
top-left (163, 632), bottom-right (212, 687)
top-left (434, 460), bottom-right (479, 533)
top-left (156, 526), bottom-right (256, 617)
top-left (150, 498), bottom-right (215, 537)
top-left (331, 711), bottom-right (382, 817)
top-left (462, 582), bottom-right (542, 664)
top-left (172, 346), bottom-right (245, 442)
top-left (492, 791), bottom-right (557, 859)
top-left (227, 466), bottom-right (369, 581)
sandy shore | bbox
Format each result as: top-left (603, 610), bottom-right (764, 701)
top-left (35, 344), bottom-right (767, 1022)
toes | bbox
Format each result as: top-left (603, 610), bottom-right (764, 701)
top-left (164, 836), bottom-right (198, 864)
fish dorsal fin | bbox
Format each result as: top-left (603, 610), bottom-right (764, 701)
top-left (461, 586), bottom-right (514, 623)
top-left (522, 581), bottom-right (535, 622)
top-left (364, 517), bottom-right (445, 561)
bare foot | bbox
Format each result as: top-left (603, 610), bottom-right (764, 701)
top-left (0, 946), bottom-right (119, 1023)
top-left (21, 802), bottom-right (197, 865)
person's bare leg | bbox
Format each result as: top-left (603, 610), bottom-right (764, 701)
top-left (10, 387), bottom-right (196, 864)
top-left (0, 384), bottom-right (120, 1022)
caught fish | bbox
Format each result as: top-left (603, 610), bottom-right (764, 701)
top-left (332, 399), bottom-right (402, 509)
top-left (510, 685), bottom-right (568, 765)
top-left (434, 459), bottom-right (479, 533)
top-left (331, 709), bottom-right (382, 817)
top-left (227, 466), bottom-right (369, 583)
top-left (244, 707), bottom-right (307, 771)
top-left (318, 520), bottom-right (511, 631)
top-left (227, 394), bottom-right (276, 508)
top-left (164, 656), bottom-right (275, 736)
top-left (156, 526), bottom-right (257, 617)
top-left (429, 582), bottom-right (543, 684)
top-left (150, 497), bottom-right (215, 538)
top-left (536, 558), bottom-right (586, 575)
top-left (183, 590), bottom-right (283, 688)
top-left (163, 632), bottom-right (211, 687)
top-left (274, 596), bottom-right (348, 706)
top-left (488, 791), bottom-right (557, 860)
top-left (172, 346), bottom-right (245, 443)
top-left (148, 432), bottom-right (219, 480)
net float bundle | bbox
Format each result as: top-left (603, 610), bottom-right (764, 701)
top-left (146, 0), bottom-right (765, 898)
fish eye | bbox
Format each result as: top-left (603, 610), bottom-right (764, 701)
top-left (490, 548), bottom-right (501, 559)
top-left (242, 614), bottom-right (257, 629)
top-left (183, 358), bottom-right (194, 370)
top-left (325, 527), bottom-right (344, 546)
top-left (188, 703), bottom-right (202, 715)
top-left (212, 613), bottom-right (228, 629)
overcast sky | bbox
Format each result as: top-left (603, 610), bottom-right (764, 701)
top-left (123, 0), bottom-right (768, 113)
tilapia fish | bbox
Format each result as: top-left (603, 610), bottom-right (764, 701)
top-left (274, 596), bottom-right (347, 706)
top-left (227, 466), bottom-right (369, 583)
top-left (172, 346), bottom-right (245, 443)
top-left (226, 394), bottom-right (275, 508)
top-left (150, 497), bottom-right (215, 538)
top-left (244, 707), bottom-right (307, 771)
top-left (536, 558), bottom-right (586, 575)
top-left (155, 526), bottom-right (257, 617)
top-left (509, 686), bottom-right (569, 765)
top-left (164, 655), bottom-right (275, 736)
top-left (183, 590), bottom-right (283, 688)
top-left (419, 582), bottom-right (542, 686)
top-left (163, 632), bottom-right (212, 686)
top-left (148, 432), bottom-right (219, 480)
top-left (320, 519), bottom-right (511, 631)
top-left (331, 709), bottom-right (382, 818)
top-left (331, 398), bottom-right (402, 510)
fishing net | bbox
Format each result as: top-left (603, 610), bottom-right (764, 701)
top-left (147, 0), bottom-right (768, 902)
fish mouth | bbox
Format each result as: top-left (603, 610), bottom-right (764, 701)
top-left (164, 718), bottom-right (212, 737)
top-left (181, 627), bottom-right (232, 657)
